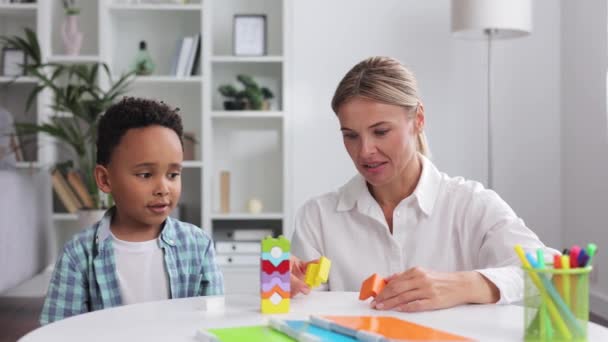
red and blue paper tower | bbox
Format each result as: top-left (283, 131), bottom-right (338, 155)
top-left (261, 236), bottom-right (290, 313)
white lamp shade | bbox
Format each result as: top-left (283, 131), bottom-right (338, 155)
top-left (451, 0), bottom-right (532, 39)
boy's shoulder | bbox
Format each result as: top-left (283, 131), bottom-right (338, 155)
top-left (164, 217), bottom-right (213, 248)
top-left (60, 222), bottom-right (100, 265)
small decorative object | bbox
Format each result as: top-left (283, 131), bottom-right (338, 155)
top-left (61, 0), bottom-right (83, 56)
top-left (218, 74), bottom-right (274, 111)
top-left (261, 87), bottom-right (274, 110)
top-left (234, 15), bottom-right (266, 56)
top-left (247, 198), bottom-right (263, 214)
top-left (220, 171), bottom-right (230, 213)
top-left (132, 40), bottom-right (155, 76)
top-left (183, 132), bottom-right (197, 160)
top-left (1, 48), bottom-right (25, 76)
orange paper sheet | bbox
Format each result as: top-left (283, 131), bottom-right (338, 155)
top-left (321, 316), bottom-right (472, 341)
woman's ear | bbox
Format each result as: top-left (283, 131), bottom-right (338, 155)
top-left (94, 165), bottom-right (112, 194)
top-left (415, 103), bottom-right (425, 133)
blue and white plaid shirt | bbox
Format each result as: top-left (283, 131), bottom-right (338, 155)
top-left (40, 208), bottom-right (224, 325)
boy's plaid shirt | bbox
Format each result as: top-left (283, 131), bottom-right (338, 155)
top-left (40, 209), bottom-right (224, 325)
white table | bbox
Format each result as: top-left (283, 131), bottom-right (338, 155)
top-left (20, 292), bottom-right (608, 341)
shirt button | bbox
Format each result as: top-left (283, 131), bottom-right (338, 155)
top-left (396, 211), bottom-right (401, 217)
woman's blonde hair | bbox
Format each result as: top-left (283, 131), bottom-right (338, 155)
top-left (331, 56), bottom-right (430, 157)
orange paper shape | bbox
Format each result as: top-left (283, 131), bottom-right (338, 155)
top-left (359, 273), bottom-right (386, 300)
top-left (321, 316), bottom-right (472, 341)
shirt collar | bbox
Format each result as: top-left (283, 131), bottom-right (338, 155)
top-left (336, 154), bottom-right (441, 216)
top-left (95, 207), bottom-right (178, 250)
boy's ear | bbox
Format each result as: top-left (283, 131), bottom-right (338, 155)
top-left (94, 165), bottom-right (112, 194)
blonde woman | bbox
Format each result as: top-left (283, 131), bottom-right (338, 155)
top-left (290, 56), bottom-right (555, 312)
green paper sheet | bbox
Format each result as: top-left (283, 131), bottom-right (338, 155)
top-left (207, 325), bottom-right (295, 342)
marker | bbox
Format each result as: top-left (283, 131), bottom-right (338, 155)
top-left (526, 252), bottom-right (539, 268)
top-left (536, 248), bottom-right (553, 339)
top-left (570, 246), bottom-right (581, 268)
top-left (554, 254), bottom-right (562, 269)
top-left (586, 243), bottom-right (597, 267)
top-left (515, 245), bottom-right (572, 339)
top-left (561, 255), bottom-right (571, 309)
top-left (537, 249), bottom-right (545, 268)
top-left (577, 250), bottom-right (588, 269)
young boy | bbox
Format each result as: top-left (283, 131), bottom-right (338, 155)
top-left (40, 97), bottom-right (224, 325)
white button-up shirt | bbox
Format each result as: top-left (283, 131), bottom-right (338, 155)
top-left (292, 155), bottom-right (556, 304)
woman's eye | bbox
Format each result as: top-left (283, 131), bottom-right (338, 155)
top-left (169, 173), bottom-right (181, 179)
top-left (343, 133), bottom-right (358, 139)
top-left (374, 129), bottom-right (389, 136)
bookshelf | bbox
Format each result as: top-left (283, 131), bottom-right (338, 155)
top-left (1, 0), bottom-right (290, 294)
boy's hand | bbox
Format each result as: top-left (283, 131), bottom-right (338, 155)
top-left (289, 255), bottom-right (317, 297)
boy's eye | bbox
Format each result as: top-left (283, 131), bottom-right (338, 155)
top-left (374, 129), bottom-right (390, 136)
top-left (169, 172), bottom-right (181, 179)
top-left (136, 173), bottom-right (152, 179)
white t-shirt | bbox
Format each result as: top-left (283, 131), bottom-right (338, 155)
top-left (292, 155), bottom-right (557, 304)
top-left (111, 233), bottom-right (170, 305)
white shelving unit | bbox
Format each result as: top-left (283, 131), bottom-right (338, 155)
top-left (1, 0), bottom-right (290, 294)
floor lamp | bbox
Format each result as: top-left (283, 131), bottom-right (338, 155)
top-left (451, 0), bottom-right (532, 189)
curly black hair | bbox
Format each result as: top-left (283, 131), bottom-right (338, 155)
top-left (96, 97), bottom-right (184, 165)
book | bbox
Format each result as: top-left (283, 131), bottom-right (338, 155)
top-left (66, 171), bottom-right (94, 209)
top-left (185, 33), bottom-right (201, 76)
top-left (51, 169), bottom-right (82, 213)
top-left (9, 133), bottom-right (23, 162)
top-left (176, 36), bottom-right (194, 77)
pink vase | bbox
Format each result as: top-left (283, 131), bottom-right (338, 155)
top-left (61, 15), bottom-right (83, 56)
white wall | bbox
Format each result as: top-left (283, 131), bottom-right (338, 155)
top-left (561, 0), bottom-right (608, 318)
top-left (0, 170), bottom-right (53, 293)
top-left (290, 0), bottom-right (562, 250)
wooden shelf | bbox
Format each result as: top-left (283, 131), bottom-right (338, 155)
top-left (108, 3), bottom-right (202, 11)
top-left (15, 161), bottom-right (42, 169)
top-left (52, 213), bottom-right (78, 221)
top-left (182, 161), bottom-right (203, 168)
top-left (129, 75), bottom-right (202, 84)
top-left (0, 3), bottom-right (37, 16)
top-left (0, 76), bottom-right (37, 84)
top-left (47, 55), bottom-right (101, 64)
top-left (212, 111), bottom-right (283, 119)
top-left (211, 213), bottom-right (283, 220)
top-left (211, 56), bottom-right (283, 63)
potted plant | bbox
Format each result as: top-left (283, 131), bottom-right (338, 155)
top-left (1, 28), bottom-right (134, 225)
top-left (218, 74), bottom-right (274, 110)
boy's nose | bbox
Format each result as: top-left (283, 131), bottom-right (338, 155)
top-left (154, 180), bottom-right (170, 196)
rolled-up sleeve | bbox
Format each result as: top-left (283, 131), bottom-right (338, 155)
top-left (468, 188), bottom-right (559, 304)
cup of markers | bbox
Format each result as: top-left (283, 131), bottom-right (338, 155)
top-left (515, 243), bottom-right (597, 342)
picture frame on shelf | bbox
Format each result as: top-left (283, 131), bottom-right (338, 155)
top-left (1, 48), bottom-right (26, 77)
top-left (233, 15), bottom-right (267, 56)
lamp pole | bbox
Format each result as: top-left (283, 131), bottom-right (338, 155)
top-left (485, 28), bottom-right (497, 189)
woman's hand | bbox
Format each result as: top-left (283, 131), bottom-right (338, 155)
top-left (371, 267), bottom-right (500, 312)
top-left (289, 255), bottom-right (317, 297)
